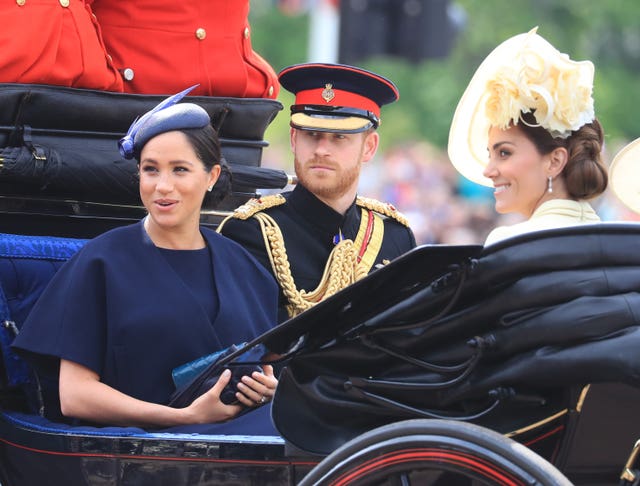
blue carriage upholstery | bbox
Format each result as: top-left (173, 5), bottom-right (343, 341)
top-left (0, 232), bottom-right (87, 394)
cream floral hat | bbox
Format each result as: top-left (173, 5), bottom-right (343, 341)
top-left (447, 27), bottom-right (595, 187)
top-left (609, 137), bottom-right (640, 214)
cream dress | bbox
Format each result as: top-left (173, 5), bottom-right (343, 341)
top-left (484, 199), bottom-right (601, 246)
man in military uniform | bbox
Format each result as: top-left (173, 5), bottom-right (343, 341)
top-left (218, 63), bottom-right (416, 322)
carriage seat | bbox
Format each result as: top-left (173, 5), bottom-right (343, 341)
top-left (0, 232), bottom-right (87, 413)
top-left (0, 233), bottom-right (87, 422)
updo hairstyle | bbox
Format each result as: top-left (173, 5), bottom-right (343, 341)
top-left (518, 111), bottom-right (607, 200)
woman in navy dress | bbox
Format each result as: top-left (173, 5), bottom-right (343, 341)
top-left (13, 87), bottom-right (280, 433)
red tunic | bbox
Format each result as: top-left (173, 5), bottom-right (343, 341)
top-left (0, 0), bottom-right (123, 91)
top-left (89, 0), bottom-right (280, 98)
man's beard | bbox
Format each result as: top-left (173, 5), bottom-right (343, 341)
top-left (294, 157), bottom-right (361, 200)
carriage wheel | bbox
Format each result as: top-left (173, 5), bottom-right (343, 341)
top-left (298, 419), bottom-right (571, 486)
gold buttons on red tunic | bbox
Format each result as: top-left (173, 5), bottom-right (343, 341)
top-left (16, 0), bottom-right (26, 6)
top-left (195, 28), bottom-right (206, 40)
top-left (268, 85), bottom-right (274, 97)
top-left (122, 68), bottom-right (135, 81)
top-left (59, 0), bottom-right (70, 7)
top-left (244, 27), bottom-right (250, 39)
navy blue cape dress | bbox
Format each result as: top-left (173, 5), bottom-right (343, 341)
top-left (13, 221), bottom-right (280, 435)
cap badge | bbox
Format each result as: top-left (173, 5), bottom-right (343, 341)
top-left (321, 84), bottom-right (335, 103)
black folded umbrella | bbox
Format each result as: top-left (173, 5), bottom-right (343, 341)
top-left (0, 144), bottom-right (293, 203)
top-left (0, 83), bottom-right (286, 207)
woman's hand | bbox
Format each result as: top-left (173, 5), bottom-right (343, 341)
top-left (184, 369), bottom-right (243, 423)
top-left (234, 364), bottom-right (278, 407)
top-left (60, 359), bottom-right (243, 427)
top-left (59, 360), bottom-right (273, 427)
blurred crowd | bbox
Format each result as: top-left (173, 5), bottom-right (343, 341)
top-left (261, 140), bottom-right (639, 246)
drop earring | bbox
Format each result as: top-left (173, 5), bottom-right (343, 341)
top-left (547, 176), bottom-right (553, 194)
top-left (207, 184), bottom-right (214, 192)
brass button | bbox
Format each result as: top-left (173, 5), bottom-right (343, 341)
top-left (106, 54), bottom-right (113, 63)
top-left (268, 86), bottom-right (274, 97)
top-left (244, 27), bottom-right (250, 39)
top-left (59, 0), bottom-right (69, 7)
top-left (195, 28), bottom-right (206, 40)
top-left (16, 0), bottom-right (26, 5)
top-left (122, 68), bottom-right (135, 81)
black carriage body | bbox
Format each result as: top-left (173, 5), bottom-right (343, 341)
top-left (0, 411), bottom-right (317, 486)
top-left (0, 411), bottom-right (316, 486)
top-left (263, 224), bottom-right (640, 484)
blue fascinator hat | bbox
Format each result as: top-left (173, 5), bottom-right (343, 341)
top-left (119, 85), bottom-right (211, 160)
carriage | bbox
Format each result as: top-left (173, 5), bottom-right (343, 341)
top-left (1, 83), bottom-right (640, 485)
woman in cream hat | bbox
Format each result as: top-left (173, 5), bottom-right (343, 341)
top-left (609, 137), bottom-right (640, 216)
top-left (448, 27), bottom-right (608, 245)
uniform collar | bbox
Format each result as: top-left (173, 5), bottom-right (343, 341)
top-left (288, 184), bottom-right (359, 236)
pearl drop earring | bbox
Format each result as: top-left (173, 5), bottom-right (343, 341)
top-left (547, 176), bottom-right (553, 194)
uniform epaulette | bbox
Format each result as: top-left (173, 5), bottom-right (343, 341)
top-left (229, 194), bottom-right (286, 220)
top-left (356, 196), bottom-right (410, 227)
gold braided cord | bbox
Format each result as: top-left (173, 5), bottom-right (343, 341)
top-left (216, 213), bottom-right (234, 233)
top-left (216, 194), bottom-right (286, 233)
top-left (356, 211), bottom-right (385, 273)
top-left (216, 193), bottom-right (398, 318)
top-left (232, 194), bottom-right (286, 220)
top-left (356, 196), bottom-right (410, 227)
top-left (253, 212), bottom-right (368, 318)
